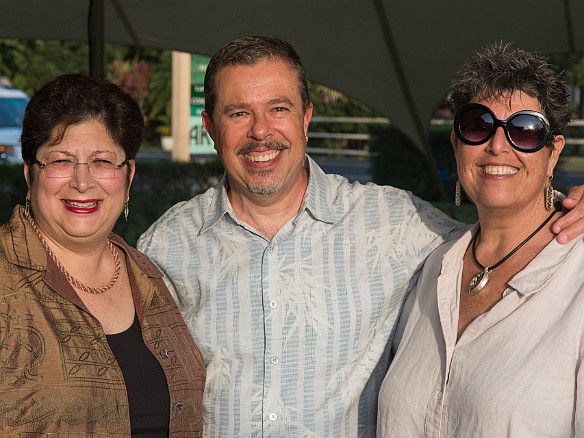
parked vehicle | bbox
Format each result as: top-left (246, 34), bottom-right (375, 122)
top-left (0, 85), bottom-right (28, 164)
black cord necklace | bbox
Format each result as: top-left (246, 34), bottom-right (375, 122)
top-left (467, 203), bottom-right (560, 296)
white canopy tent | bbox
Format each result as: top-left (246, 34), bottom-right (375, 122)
top-left (2, 0), bottom-right (583, 165)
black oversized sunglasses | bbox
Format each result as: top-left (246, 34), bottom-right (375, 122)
top-left (453, 103), bottom-right (552, 153)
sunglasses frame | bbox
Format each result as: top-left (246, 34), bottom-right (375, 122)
top-left (453, 103), bottom-right (552, 153)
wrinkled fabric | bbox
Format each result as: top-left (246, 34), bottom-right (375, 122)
top-left (139, 156), bottom-right (465, 437)
top-left (378, 225), bottom-right (584, 437)
top-left (0, 205), bottom-right (206, 437)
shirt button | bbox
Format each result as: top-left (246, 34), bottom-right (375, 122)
top-left (267, 245), bottom-right (274, 253)
top-left (268, 412), bottom-right (278, 421)
top-left (160, 349), bottom-right (169, 358)
top-left (436, 392), bottom-right (442, 400)
top-left (269, 300), bottom-right (278, 308)
top-left (270, 356), bottom-right (279, 365)
top-left (174, 403), bottom-right (183, 414)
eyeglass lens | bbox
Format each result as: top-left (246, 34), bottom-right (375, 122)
top-left (506, 114), bottom-right (545, 150)
top-left (459, 107), bottom-right (493, 144)
top-left (458, 106), bottom-right (546, 150)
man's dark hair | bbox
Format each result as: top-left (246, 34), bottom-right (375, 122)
top-left (450, 42), bottom-right (572, 135)
top-left (204, 35), bottom-right (311, 120)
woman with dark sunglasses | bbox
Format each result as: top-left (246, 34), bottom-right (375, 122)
top-left (378, 43), bottom-right (584, 436)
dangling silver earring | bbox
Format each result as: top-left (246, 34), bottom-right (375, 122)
top-left (124, 198), bottom-right (129, 221)
top-left (455, 180), bottom-right (462, 206)
top-left (545, 176), bottom-right (554, 211)
top-left (24, 197), bottom-right (30, 217)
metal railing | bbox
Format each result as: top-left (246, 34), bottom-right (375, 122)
top-left (307, 117), bottom-right (584, 156)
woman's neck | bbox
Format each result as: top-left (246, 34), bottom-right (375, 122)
top-left (473, 204), bottom-right (561, 264)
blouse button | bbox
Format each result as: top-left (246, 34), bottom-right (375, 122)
top-left (174, 403), bottom-right (183, 414)
top-left (160, 349), bottom-right (170, 358)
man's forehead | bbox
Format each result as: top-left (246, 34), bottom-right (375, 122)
top-left (217, 58), bottom-right (294, 76)
top-left (215, 61), bottom-right (301, 98)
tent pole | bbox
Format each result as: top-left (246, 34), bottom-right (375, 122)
top-left (372, 0), bottom-right (449, 202)
top-left (88, 0), bottom-right (105, 79)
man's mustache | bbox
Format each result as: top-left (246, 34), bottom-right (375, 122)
top-left (237, 141), bottom-right (289, 155)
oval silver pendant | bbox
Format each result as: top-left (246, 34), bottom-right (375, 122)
top-left (468, 268), bottom-right (490, 296)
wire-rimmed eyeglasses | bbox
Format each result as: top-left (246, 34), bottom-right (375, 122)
top-left (32, 158), bottom-right (129, 179)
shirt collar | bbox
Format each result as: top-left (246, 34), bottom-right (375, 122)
top-left (4, 205), bottom-right (47, 269)
top-left (509, 236), bottom-right (582, 296)
top-left (199, 174), bottom-right (233, 234)
top-left (200, 155), bottom-right (337, 234)
top-left (302, 155), bottom-right (336, 224)
top-left (440, 223), bottom-right (582, 297)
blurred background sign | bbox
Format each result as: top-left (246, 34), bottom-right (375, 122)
top-left (189, 54), bottom-right (214, 155)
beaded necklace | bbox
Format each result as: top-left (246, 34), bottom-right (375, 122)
top-left (27, 214), bottom-right (121, 294)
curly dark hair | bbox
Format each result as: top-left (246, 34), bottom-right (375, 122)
top-left (204, 35), bottom-right (311, 121)
top-left (450, 42), bottom-right (572, 135)
top-left (21, 73), bottom-right (144, 164)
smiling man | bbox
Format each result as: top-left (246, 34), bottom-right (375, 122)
top-left (138, 36), bottom-right (584, 437)
top-left (202, 58), bottom-right (312, 239)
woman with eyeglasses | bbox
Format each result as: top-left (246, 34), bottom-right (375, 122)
top-left (378, 43), bottom-right (584, 436)
top-left (0, 74), bottom-right (205, 436)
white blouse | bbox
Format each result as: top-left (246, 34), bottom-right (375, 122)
top-left (378, 227), bottom-right (584, 437)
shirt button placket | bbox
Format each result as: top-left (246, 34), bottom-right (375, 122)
top-left (263, 241), bottom-right (284, 432)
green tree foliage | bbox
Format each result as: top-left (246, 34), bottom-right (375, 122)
top-left (0, 164), bottom-right (27, 216)
top-left (0, 39), bottom-right (171, 144)
top-left (308, 82), bottom-right (383, 150)
top-left (309, 83), bottom-right (381, 117)
top-left (0, 39), bottom-right (90, 94)
top-left (369, 124), bottom-right (444, 201)
top-left (113, 159), bottom-right (224, 246)
top-left (550, 52), bottom-right (584, 116)
top-left (549, 52), bottom-right (584, 159)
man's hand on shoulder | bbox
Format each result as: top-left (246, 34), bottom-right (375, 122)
top-left (553, 185), bottom-right (584, 243)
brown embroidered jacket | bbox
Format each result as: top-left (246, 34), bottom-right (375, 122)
top-left (0, 205), bottom-right (205, 436)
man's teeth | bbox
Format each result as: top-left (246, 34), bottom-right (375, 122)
top-left (66, 201), bottom-right (98, 208)
top-left (482, 166), bottom-right (518, 175)
top-left (245, 150), bottom-right (280, 162)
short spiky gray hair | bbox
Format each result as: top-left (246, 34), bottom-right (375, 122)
top-left (450, 42), bottom-right (572, 135)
